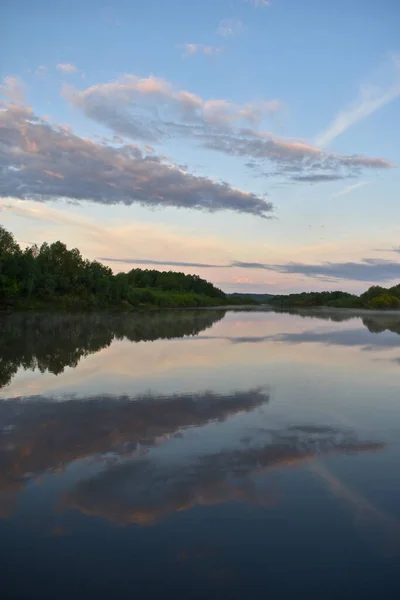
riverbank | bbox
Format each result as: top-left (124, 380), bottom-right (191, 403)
top-left (283, 306), bottom-right (400, 316)
top-left (3, 304), bottom-right (400, 315)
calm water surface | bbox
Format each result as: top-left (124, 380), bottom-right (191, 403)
top-left (1, 309), bottom-right (400, 599)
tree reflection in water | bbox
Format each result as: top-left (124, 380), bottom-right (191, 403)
top-left (0, 310), bottom-right (226, 388)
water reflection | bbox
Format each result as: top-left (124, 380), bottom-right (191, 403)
top-left (1, 309), bottom-right (400, 599)
top-left (270, 328), bottom-right (400, 349)
top-left (0, 388), bottom-right (268, 496)
top-left (279, 308), bottom-right (400, 335)
top-left (0, 310), bottom-right (226, 389)
top-left (3, 310), bottom-right (400, 392)
top-left (273, 311), bottom-right (400, 350)
top-left (309, 461), bottom-right (400, 547)
top-left (198, 311), bottom-right (400, 350)
top-left (64, 425), bottom-right (384, 526)
top-left (362, 315), bottom-right (400, 335)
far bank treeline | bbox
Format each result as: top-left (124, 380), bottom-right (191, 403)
top-left (0, 226), bottom-right (243, 310)
top-left (268, 287), bottom-right (400, 311)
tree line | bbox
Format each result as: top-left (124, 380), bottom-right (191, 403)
top-left (0, 225), bottom-right (228, 310)
top-left (268, 285), bottom-right (400, 310)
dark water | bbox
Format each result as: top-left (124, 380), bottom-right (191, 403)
top-left (1, 309), bottom-right (400, 599)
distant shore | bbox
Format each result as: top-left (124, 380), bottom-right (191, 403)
top-left (269, 306), bottom-right (400, 316)
top-left (2, 305), bottom-right (400, 315)
top-left (207, 305), bottom-right (400, 315)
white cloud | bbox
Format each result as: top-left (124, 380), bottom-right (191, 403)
top-left (248, 0), bottom-right (271, 7)
top-left (181, 44), bottom-right (223, 57)
top-left (315, 54), bottom-right (400, 148)
top-left (64, 74), bottom-right (280, 132)
top-left (332, 181), bottom-right (371, 198)
top-left (183, 43), bottom-right (198, 55)
top-left (0, 98), bottom-right (273, 217)
top-left (56, 63), bottom-right (79, 74)
top-left (0, 77), bottom-right (24, 103)
top-left (34, 65), bottom-right (47, 77)
top-left (62, 73), bottom-right (392, 182)
top-left (217, 18), bottom-right (244, 37)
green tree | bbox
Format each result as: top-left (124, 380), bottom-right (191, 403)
top-left (0, 226), bottom-right (228, 309)
top-left (368, 295), bottom-right (400, 310)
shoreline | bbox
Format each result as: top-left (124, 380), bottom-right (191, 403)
top-left (2, 305), bottom-right (400, 315)
top-left (284, 306), bottom-right (400, 316)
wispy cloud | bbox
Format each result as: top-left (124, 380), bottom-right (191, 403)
top-left (374, 247), bottom-right (400, 255)
top-left (181, 43), bottom-right (223, 57)
top-left (315, 54), bottom-right (400, 148)
top-left (232, 258), bottom-right (400, 283)
top-left (56, 63), bottom-right (79, 74)
top-left (291, 174), bottom-right (349, 183)
top-left (201, 130), bottom-right (392, 178)
top-left (332, 181), bottom-right (371, 197)
top-left (33, 65), bottom-right (47, 78)
top-left (98, 257), bottom-right (224, 268)
top-left (247, 0), bottom-right (271, 7)
top-left (63, 73), bottom-right (280, 134)
top-left (96, 256), bottom-right (400, 283)
top-left (217, 18), bottom-right (245, 37)
top-left (63, 73), bottom-right (391, 184)
top-left (0, 76), bottom-right (24, 103)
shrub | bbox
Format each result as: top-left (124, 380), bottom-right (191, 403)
top-left (368, 295), bottom-right (400, 310)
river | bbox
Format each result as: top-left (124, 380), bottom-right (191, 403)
top-left (1, 309), bottom-right (399, 599)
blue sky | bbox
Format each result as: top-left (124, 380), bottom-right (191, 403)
top-left (1, 0), bottom-right (400, 293)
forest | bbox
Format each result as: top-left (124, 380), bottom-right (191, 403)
top-left (0, 225), bottom-right (232, 310)
top-left (268, 286), bottom-right (400, 310)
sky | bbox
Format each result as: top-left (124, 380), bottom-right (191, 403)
top-left (1, 0), bottom-right (400, 294)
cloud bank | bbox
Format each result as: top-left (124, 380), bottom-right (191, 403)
top-left (0, 89), bottom-right (273, 217)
